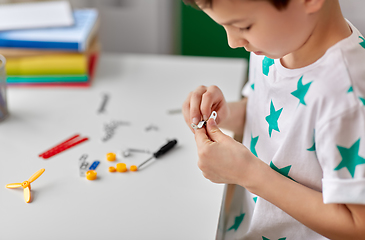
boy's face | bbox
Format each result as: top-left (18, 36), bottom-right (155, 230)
top-left (202, 0), bottom-right (316, 59)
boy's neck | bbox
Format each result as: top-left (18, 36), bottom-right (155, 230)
top-left (280, 1), bottom-right (351, 69)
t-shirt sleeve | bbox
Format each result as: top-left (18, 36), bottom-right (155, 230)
top-left (242, 53), bottom-right (258, 97)
top-left (316, 104), bottom-right (365, 204)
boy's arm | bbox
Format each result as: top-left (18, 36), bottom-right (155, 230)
top-left (250, 160), bottom-right (365, 240)
top-left (195, 119), bottom-right (365, 240)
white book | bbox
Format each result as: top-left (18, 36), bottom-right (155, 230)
top-left (0, 1), bottom-right (74, 31)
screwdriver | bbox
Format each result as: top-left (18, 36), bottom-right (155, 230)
top-left (137, 139), bottom-right (178, 169)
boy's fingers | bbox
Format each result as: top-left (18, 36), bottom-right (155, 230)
top-left (200, 85), bottom-right (223, 120)
top-left (206, 118), bottom-right (225, 142)
top-left (190, 86), bottom-right (207, 124)
top-left (194, 118), bottom-right (225, 147)
top-left (182, 93), bottom-right (193, 130)
top-left (194, 127), bottom-right (212, 148)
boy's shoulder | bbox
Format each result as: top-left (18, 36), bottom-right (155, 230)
top-left (311, 21), bottom-right (365, 105)
top-left (247, 22), bottom-right (365, 125)
top-left (250, 21), bottom-right (365, 100)
top-left (250, 21), bottom-right (365, 83)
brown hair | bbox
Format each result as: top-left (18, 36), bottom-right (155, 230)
top-left (183, 0), bottom-right (290, 10)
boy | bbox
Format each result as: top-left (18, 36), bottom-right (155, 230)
top-left (182, 0), bottom-right (365, 239)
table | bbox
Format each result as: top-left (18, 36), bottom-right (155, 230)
top-left (0, 54), bottom-right (247, 240)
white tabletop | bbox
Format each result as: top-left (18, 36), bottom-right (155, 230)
top-left (0, 54), bottom-right (247, 240)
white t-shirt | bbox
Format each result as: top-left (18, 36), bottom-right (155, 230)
top-left (224, 21), bottom-right (365, 240)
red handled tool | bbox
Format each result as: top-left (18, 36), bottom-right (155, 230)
top-left (39, 134), bottom-right (88, 159)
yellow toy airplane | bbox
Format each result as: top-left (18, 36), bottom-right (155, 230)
top-left (5, 168), bottom-right (45, 203)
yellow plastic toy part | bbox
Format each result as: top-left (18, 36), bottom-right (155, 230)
top-left (86, 170), bottom-right (97, 180)
top-left (5, 168), bottom-right (45, 203)
top-left (130, 165), bottom-right (138, 171)
top-left (116, 163), bottom-right (127, 172)
top-left (106, 152), bottom-right (116, 161)
top-left (24, 187), bottom-right (31, 203)
top-left (108, 166), bottom-right (116, 172)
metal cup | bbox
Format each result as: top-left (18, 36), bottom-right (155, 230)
top-left (0, 54), bottom-right (8, 122)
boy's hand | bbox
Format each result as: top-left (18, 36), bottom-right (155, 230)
top-left (182, 85), bottom-right (229, 133)
top-left (194, 118), bottom-right (257, 186)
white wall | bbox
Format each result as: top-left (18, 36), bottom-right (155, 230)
top-left (339, 0), bottom-right (365, 35)
top-left (69, 0), bottom-right (178, 54)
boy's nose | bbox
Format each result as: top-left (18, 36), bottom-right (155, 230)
top-left (226, 30), bottom-right (248, 49)
top-left (228, 38), bottom-right (248, 49)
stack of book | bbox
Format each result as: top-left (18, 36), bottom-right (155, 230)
top-left (0, 8), bottom-right (100, 87)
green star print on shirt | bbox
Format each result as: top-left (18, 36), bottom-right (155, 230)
top-left (265, 100), bottom-right (283, 137)
top-left (360, 97), bottom-right (365, 105)
top-left (334, 138), bottom-right (365, 178)
top-left (291, 75), bottom-right (312, 106)
top-left (251, 83), bottom-right (255, 90)
top-left (227, 212), bottom-right (245, 232)
top-left (270, 161), bottom-right (295, 181)
top-left (360, 36), bottom-right (365, 49)
top-left (307, 130), bottom-right (316, 152)
top-left (307, 142), bottom-right (316, 151)
top-left (250, 134), bottom-right (259, 157)
top-left (262, 57), bottom-right (274, 76)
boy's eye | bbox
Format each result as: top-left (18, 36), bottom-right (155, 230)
top-left (239, 25), bottom-right (252, 32)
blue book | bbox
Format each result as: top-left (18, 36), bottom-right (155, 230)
top-left (0, 9), bottom-right (99, 52)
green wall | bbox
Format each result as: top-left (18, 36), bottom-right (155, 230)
top-left (180, 2), bottom-right (250, 60)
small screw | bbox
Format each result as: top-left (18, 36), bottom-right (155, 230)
top-left (122, 148), bottom-right (151, 157)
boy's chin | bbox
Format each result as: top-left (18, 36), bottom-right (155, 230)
top-left (253, 51), bottom-right (264, 56)
top-left (255, 52), bottom-right (282, 60)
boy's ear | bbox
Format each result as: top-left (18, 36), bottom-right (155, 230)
top-left (303, 0), bottom-right (326, 14)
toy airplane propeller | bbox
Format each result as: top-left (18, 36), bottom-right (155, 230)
top-left (5, 168), bottom-right (45, 203)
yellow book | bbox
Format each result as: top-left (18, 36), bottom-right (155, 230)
top-left (6, 54), bottom-right (87, 75)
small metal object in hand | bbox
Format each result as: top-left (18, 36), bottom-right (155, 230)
top-left (191, 111), bottom-right (217, 130)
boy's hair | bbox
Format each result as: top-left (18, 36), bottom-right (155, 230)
top-left (183, 0), bottom-right (290, 10)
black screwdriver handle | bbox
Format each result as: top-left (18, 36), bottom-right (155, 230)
top-left (153, 139), bottom-right (178, 158)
